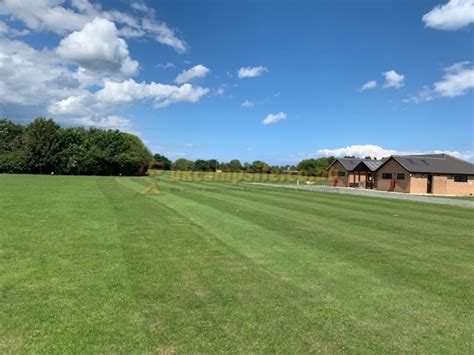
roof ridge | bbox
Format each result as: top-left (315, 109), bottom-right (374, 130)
top-left (405, 153), bottom-right (473, 165)
top-left (394, 154), bottom-right (447, 160)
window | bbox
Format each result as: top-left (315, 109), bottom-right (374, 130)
top-left (338, 171), bottom-right (346, 177)
top-left (454, 175), bottom-right (468, 182)
top-left (397, 173), bottom-right (405, 180)
top-left (382, 173), bottom-right (393, 179)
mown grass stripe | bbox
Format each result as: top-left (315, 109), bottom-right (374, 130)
top-left (155, 180), bottom-right (474, 256)
top-left (186, 181), bottom-right (474, 248)
top-left (0, 175), bottom-right (152, 353)
top-left (107, 178), bottom-right (362, 352)
top-left (168, 179), bottom-right (474, 223)
top-left (137, 179), bottom-right (473, 352)
top-left (136, 184), bottom-right (418, 351)
top-left (164, 185), bottom-right (474, 296)
top-left (3, 175), bottom-right (471, 353)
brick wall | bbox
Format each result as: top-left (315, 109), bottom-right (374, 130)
top-left (442, 175), bottom-right (474, 196)
top-left (409, 174), bottom-right (428, 194)
top-left (327, 161), bottom-right (349, 187)
top-left (376, 159), bottom-right (410, 193)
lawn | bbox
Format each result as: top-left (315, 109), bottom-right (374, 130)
top-left (1, 174), bottom-right (473, 353)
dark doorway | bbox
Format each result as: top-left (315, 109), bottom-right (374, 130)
top-left (427, 175), bottom-right (433, 194)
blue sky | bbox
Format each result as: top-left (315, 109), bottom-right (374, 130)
top-left (0, 0), bottom-right (473, 163)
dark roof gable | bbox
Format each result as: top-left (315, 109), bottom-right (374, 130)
top-left (328, 158), bottom-right (385, 172)
top-left (358, 159), bottom-right (385, 172)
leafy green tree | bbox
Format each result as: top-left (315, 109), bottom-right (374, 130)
top-left (23, 117), bottom-right (61, 174)
top-left (55, 128), bottom-right (87, 175)
top-left (207, 159), bottom-right (219, 171)
top-left (0, 118), bottom-right (152, 176)
top-left (96, 130), bottom-right (151, 175)
top-left (297, 157), bottom-right (333, 176)
top-left (194, 159), bottom-right (211, 171)
top-left (65, 128), bottom-right (149, 175)
top-left (0, 119), bottom-right (23, 153)
top-left (0, 119), bottom-right (28, 173)
top-left (116, 132), bottom-right (152, 175)
top-left (152, 154), bottom-right (172, 170)
top-left (251, 160), bottom-right (270, 174)
top-left (173, 158), bottom-right (194, 171)
top-left (193, 159), bottom-right (219, 171)
top-left (227, 159), bottom-right (242, 172)
top-left (297, 159), bottom-right (316, 176)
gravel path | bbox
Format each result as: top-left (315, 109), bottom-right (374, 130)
top-left (249, 183), bottom-right (474, 208)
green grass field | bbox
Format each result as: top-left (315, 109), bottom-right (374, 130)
top-left (1, 174), bottom-right (473, 353)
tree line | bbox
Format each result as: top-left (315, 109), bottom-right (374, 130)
top-left (0, 118), bottom-right (152, 175)
top-left (152, 155), bottom-right (334, 176)
top-left (1, 117), bottom-right (334, 176)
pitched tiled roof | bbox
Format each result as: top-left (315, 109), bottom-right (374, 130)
top-left (328, 154), bottom-right (474, 175)
top-left (329, 158), bottom-right (386, 172)
top-left (359, 159), bottom-right (386, 172)
top-left (389, 154), bottom-right (474, 175)
top-left (335, 158), bottom-right (362, 171)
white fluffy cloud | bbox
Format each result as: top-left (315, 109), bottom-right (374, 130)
top-left (0, 38), bottom-right (81, 115)
top-left (50, 79), bottom-right (209, 117)
top-left (96, 79), bottom-right (209, 107)
top-left (361, 71), bottom-right (404, 91)
top-left (405, 61), bottom-right (474, 102)
top-left (318, 145), bottom-right (397, 159)
top-left (0, 35), bottom-right (209, 131)
top-left (317, 145), bottom-right (474, 161)
top-left (262, 112), bottom-right (287, 125)
top-left (0, 37), bottom-right (133, 130)
top-left (141, 17), bottom-right (187, 54)
top-left (175, 64), bottom-right (210, 84)
top-left (0, 0), bottom-right (96, 34)
top-left (0, 0), bottom-right (187, 53)
top-left (422, 0), bottom-right (474, 30)
top-left (57, 18), bottom-right (138, 77)
top-left (383, 70), bottom-right (405, 88)
top-left (0, 2), bottom-right (206, 134)
top-left (241, 100), bottom-right (255, 108)
top-left (238, 66), bottom-right (268, 79)
top-left (359, 80), bottom-right (377, 91)
top-left (433, 61), bottom-right (474, 97)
